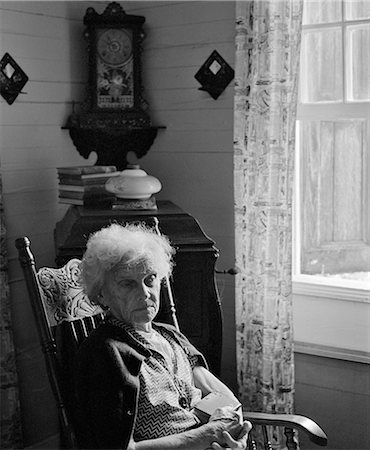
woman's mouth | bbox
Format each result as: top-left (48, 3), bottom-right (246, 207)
top-left (136, 303), bottom-right (155, 311)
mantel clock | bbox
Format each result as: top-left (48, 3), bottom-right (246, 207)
top-left (63, 2), bottom-right (164, 170)
top-left (81, 1), bottom-right (149, 128)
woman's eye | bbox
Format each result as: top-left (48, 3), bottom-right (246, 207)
top-left (119, 280), bottom-right (135, 288)
top-left (144, 274), bottom-right (157, 287)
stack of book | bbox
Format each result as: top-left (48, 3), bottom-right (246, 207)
top-left (57, 165), bottom-right (120, 207)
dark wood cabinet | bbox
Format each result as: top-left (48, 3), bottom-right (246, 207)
top-left (54, 201), bottom-right (223, 375)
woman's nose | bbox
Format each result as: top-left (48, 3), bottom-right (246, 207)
top-left (137, 282), bottom-right (150, 299)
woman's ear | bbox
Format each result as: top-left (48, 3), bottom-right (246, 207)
top-left (97, 292), bottom-right (105, 304)
top-left (97, 293), bottom-right (110, 311)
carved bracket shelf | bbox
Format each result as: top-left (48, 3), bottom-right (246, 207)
top-left (62, 124), bottom-right (165, 170)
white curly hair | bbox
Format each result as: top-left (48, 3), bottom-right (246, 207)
top-left (79, 222), bottom-right (175, 303)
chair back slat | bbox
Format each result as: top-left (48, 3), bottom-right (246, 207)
top-left (84, 315), bottom-right (95, 335)
top-left (91, 313), bottom-right (104, 329)
top-left (69, 320), bottom-right (79, 346)
top-left (67, 319), bottom-right (88, 344)
top-left (80, 318), bottom-right (89, 340)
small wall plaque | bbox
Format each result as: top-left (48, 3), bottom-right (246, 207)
top-left (0, 53), bottom-right (28, 105)
top-left (194, 50), bottom-right (234, 100)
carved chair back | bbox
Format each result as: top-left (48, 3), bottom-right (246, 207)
top-left (36, 258), bottom-right (104, 334)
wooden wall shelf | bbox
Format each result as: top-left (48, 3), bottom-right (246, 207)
top-left (62, 122), bottom-right (165, 170)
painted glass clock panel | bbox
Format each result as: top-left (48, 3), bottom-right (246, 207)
top-left (96, 28), bottom-right (134, 109)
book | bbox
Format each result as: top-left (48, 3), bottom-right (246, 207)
top-left (58, 171), bottom-right (121, 181)
top-left (192, 392), bottom-right (242, 424)
top-left (59, 197), bottom-right (113, 208)
top-left (58, 184), bottom-right (109, 193)
top-left (58, 174), bottom-right (119, 186)
top-left (59, 198), bottom-right (86, 206)
top-left (59, 190), bottom-right (114, 200)
top-left (57, 165), bottom-right (117, 176)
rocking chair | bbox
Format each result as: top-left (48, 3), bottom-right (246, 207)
top-left (15, 235), bottom-right (327, 450)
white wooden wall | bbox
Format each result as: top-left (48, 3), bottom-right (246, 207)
top-left (0, 1), bottom-right (236, 447)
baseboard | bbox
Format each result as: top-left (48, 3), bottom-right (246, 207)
top-left (294, 341), bottom-right (370, 364)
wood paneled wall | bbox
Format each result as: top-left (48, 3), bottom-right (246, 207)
top-left (295, 353), bottom-right (370, 450)
top-left (0, 1), bottom-right (236, 447)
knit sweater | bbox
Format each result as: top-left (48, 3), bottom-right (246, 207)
top-left (73, 321), bottom-right (207, 449)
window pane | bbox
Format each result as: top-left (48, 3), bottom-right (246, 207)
top-left (300, 29), bottom-right (343, 103)
top-left (297, 119), bottom-right (370, 284)
top-left (333, 121), bottom-right (363, 242)
top-left (303, 0), bottom-right (342, 25)
top-left (346, 24), bottom-right (370, 101)
top-left (345, 0), bottom-right (370, 20)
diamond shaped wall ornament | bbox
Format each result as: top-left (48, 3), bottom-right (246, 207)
top-left (0, 53), bottom-right (28, 105)
top-left (194, 50), bottom-right (234, 100)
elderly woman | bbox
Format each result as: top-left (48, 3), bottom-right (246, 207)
top-left (74, 223), bottom-right (251, 450)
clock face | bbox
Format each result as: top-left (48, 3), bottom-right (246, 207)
top-left (97, 28), bottom-right (132, 66)
top-left (96, 28), bottom-right (134, 109)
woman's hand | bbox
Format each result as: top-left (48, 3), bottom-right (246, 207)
top-left (206, 406), bottom-right (252, 449)
top-left (209, 406), bottom-right (242, 424)
top-left (209, 420), bottom-right (252, 449)
top-left (199, 419), bottom-right (242, 448)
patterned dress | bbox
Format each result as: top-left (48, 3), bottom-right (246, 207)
top-left (107, 318), bottom-right (203, 441)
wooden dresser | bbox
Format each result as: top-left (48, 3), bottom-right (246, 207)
top-left (54, 200), bottom-right (223, 375)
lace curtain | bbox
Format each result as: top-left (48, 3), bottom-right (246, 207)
top-left (0, 172), bottom-right (23, 448)
top-left (234, 0), bottom-right (303, 437)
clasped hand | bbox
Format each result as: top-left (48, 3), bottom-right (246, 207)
top-left (206, 406), bottom-right (252, 450)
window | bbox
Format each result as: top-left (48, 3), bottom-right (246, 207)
top-left (294, 0), bottom-right (370, 290)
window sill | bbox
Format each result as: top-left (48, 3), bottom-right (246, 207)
top-left (293, 275), bottom-right (370, 304)
top-left (294, 341), bottom-right (370, 365)
top-left (293, 277), bottom-right (370, 362)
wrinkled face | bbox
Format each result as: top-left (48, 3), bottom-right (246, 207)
top-left (101, 261), bottom-right (161, 329)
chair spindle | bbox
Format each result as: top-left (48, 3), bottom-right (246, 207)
top-left (284, 427), bottom-right (299, 450)
top-left (262, 425), bottom-right (272, 450)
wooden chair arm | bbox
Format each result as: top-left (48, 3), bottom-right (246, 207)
top-left (243, 410), bottom-right (328, 446)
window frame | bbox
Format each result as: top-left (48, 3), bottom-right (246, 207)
top-left (294, 0), bottom-right (370, 293)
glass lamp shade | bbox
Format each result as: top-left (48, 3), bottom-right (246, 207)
top-left (105, 164), bottom-right (162, 199)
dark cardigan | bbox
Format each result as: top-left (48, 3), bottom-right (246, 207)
top-left (73, 321), bottom-right (207, 449)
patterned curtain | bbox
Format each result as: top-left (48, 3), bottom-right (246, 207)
top-left (0, 172), bottom-right (23, 448)
top-left (234, 0), bottom-right (303, 446)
